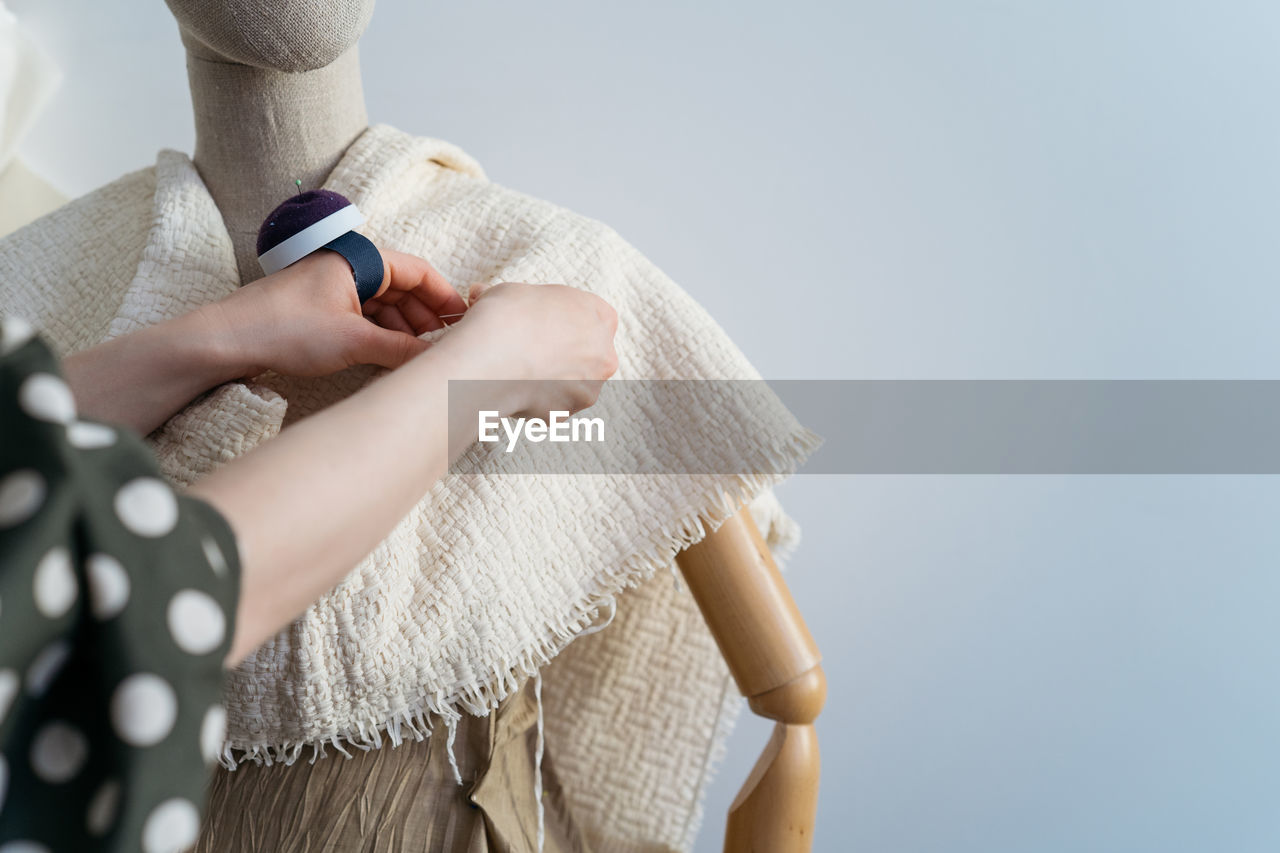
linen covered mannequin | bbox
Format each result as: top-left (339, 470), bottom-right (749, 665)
top-left (169, 1), bottom-right (828, 849)
top-left (168, 0), bottom-right (372, 282)
top-left (0, 2), bottom-right (827, 849)
top-left (165, 5), bottom-right (586, 849)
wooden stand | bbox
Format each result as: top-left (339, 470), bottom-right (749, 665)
top-left (675, 508), bottom-right (825, 853)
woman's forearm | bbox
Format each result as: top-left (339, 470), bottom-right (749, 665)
top-left (55, 259), bottom-right (614, 668)
top-left (187, 335), bottom-right (515, 666)
top-left (57, 249), bottom-right (451, 436)
top-left (62, 306), bottom-right (249, 435)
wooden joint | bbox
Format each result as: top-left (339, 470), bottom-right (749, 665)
top-left (747, 664), bottom-right (826, 725)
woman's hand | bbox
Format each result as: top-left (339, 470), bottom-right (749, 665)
top-left (434, 281), bottom-right (619, 418)
top-left (195, 279), bottom-right (620, 665)
top-left (63, 246), bottom-right (468, 435)
top-left (208, 248), bottom-right (469, 378)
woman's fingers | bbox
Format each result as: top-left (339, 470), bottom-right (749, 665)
top-left (395, 292), bottom-right (445, 334)
top-left (366, 292), bottom-right (445, 336)
top-left (352, 322), bottom-right (431, 369)
top-left (369, 302), bottom-right (415, 336)
top-left (380, 248), bottom-right (468, 318)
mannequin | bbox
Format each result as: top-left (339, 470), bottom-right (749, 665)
top-left (167, 1), bottom-right (826, 849)
top-left (169, 0), bottom-right (373, 282)
top-left (168, 12), bottom-right (582, 852)
top-left (17, 2), bottom-right (828, 849)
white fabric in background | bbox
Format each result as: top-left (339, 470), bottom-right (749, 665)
top-left (0, 2), bottom-right (65, 235)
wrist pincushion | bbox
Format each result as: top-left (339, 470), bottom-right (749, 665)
top-left (257, 189), bottom-right (383, 303)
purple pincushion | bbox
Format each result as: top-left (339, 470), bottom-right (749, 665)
top-left (257, 189), bottom-right (355, 256)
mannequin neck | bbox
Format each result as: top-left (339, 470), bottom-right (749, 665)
top-left (185, 39), bottom-right (369, 284)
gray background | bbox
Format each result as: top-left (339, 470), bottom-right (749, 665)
top-left (10, 1), bottom-right (1280, 850)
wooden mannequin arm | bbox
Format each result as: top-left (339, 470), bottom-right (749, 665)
top-left (675, 507), bottom-right (825, 853)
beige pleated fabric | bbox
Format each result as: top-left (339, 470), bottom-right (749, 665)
top-left (195, 679), bottom-right (594, 853)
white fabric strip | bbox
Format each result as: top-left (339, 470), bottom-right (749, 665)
top-left (257, 203), bottom-right (365, 275)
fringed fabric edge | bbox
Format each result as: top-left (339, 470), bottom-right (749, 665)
top-left (216, 424), bottom-right (823, 773)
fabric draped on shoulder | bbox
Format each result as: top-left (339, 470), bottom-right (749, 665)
top-left (0, 126), bottom-right (818, 851)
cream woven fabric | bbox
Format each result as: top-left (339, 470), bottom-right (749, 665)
top-left (0, 125), bottom-right (818, 851)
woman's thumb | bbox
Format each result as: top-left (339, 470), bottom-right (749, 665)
top-left (355, 324), bottom-right (431, 369)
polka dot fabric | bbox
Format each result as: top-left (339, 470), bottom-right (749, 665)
top-left (0, 319), bottom-right (241, 851)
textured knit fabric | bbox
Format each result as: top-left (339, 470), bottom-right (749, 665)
top-left (0, 125), bottom-right (818, 851)
top-left (0, 318), bottom-right (241, 852)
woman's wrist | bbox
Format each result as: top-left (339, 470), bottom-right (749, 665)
top-left (420, 326), bottom-right (533, 414)
top-left (206, 252), bottom-right (365, 380)
top-left (61, 305), bottom-right (255, 434)
top-left (186, 300), bottom-right (268, 382)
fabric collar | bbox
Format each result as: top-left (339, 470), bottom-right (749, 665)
top-left (105, 124), bottom-right (486, 345)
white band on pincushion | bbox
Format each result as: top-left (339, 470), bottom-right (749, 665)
top-left (257, 204), bottom-right (367, 276)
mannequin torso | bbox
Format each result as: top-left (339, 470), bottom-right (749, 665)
top-left (163, 3), bottom-right (825, 849)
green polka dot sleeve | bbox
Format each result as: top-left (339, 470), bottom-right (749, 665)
top-left (0, 316), bottom-right (242, 853)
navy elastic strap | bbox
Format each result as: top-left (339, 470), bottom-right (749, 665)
top-left (322, 231), bottom-right (384, 304)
